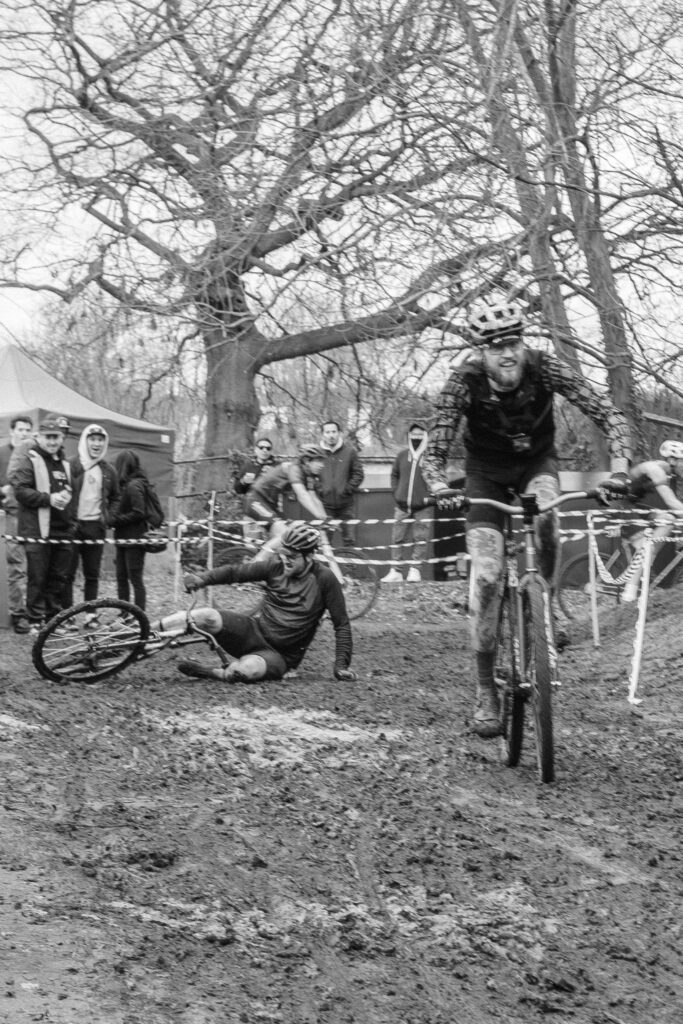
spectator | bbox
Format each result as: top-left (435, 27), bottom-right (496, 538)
top-left (318, 420), bottom-right (364, 546)
top-left (10, 415), bottom-right (75, 632)
top-left (112, 449), bottom-right (150, 611)
top-left (0, 415), bottom-right (34, 632)
top-left (232, 437), bottom-right (279, 506)
top-left (382, 422), bottom-right (433, 584)
top-left (64, 424), bottom-right (119, 610)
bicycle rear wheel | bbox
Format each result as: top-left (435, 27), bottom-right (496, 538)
top-left (523, 581), bottom-right (554, 784)
top-left (335, 548), bottom-right (379, 620)
top-left (557, 548), bottom-right (627, 621)
top-left (32, 598), bottom-right (149, 684)
top-left (495, 588), bottom-right (525, 768)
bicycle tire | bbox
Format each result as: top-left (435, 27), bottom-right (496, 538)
top-left (335, 547), bottom-right (379, 620)
top-left (495, 588), bottom-right (525, 768)
top-left (32, 598), bottom-right (150, 685)
top-left (523, 581), bottom-right (554, 784)
top-left (557, 548), bottom-right (627, 621)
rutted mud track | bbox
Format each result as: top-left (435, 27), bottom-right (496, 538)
top-left (1, 581), bottom-right (682, 1023)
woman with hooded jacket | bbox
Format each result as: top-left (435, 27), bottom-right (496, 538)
top-left (64, 423), bottom-right (119, 607)
top-left (113, 449), bottom-right (150, 611)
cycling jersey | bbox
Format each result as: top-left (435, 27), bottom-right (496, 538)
top-left (200, 552), bottom-right (352, 671)
top-left (248, 460), bottom-right (309, 513)
top-left (422, 348), bottom-right (633, 488)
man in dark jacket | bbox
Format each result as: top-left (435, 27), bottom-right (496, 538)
top-left (231, 437), bottom-right (279, 508)
top-left (318, 420), bottom-right (364, 546)
top-left (10, 415), bottom-right (75, 632)
top-left (64, 423), bottom-right (119, 608)
top-left (382, 422), bottom-right (433, 583)
top-left (0, 415), bottom-right (34, 632)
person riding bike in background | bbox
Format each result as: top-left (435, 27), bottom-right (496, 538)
top-left (244, 444), bottom-right (328, 539)
top-left (422, 299), bottom-right (633, 738)
top-left (614, 439), bottom-right (683, 602)
top-left (153, 522), bottom-right (357, 685)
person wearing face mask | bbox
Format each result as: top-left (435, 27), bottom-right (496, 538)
top-left (63, 424), bottom-right (119, 612)
top-left (382, 422), bottom-right (433, 584)
top-left (422, 300), bottom-right (632, 738)
top-left (151, 522), bottom-right (357, 685)
top-left (10, 415), bottom-right (76, 632)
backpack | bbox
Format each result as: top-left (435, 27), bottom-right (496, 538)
top-left (142, 478), bottom-right (165, 529)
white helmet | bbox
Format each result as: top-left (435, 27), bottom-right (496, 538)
top-left (659, 439), bottom-right (683, 460)
top-left (467, 301), bottom-right (524, 346)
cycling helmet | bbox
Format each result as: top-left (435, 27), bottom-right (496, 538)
top-left (659, 440), bottom-right (683, 460)
top-left (298, 443), bottom-right (324, 461)
top-left (281, 521), bottom-right (320, 553)
top-left (467, 301), bottom-right (524, 346)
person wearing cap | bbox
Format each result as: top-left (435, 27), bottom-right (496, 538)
top-left (318, 420), bottom-right (364, 547)
top-left (10, 415), bottom-right (76, 632)
top-left (63, 424), bottom-right (119, 610)
top-left (0, 416), bottom-right (34, 632)
top-left (422, 299), bottom-right (632, 738)
top-left (382, 422), bottom-right (433, 584)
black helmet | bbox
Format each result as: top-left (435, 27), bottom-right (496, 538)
top-left (299, 443), bottom-right (324, 461)
top-left (467, 301), bottom-right (524, 346)
top-left (281, 521), bottom-right (320, 553)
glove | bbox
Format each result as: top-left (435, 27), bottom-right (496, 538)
top-left (183, 572), bottom-right (206, 593)
top-left (334, 667), bottom-right (358, 682)
top-left (596, 472), bottom-right (630, 507)
top-left (434, 488), bottom-right (465, 512)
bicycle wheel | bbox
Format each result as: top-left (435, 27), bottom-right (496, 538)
top-left (335, 548), bottom-right (379, 620)
top-left (557, 548), bottom-right (627, 621)
top-left (32, 598), bottom-right (150, 685)
top-left (523, 581), bottom-right (554, 784)
top-left (495, 588), bottom-right (525, 768)
top-left (212, 544), bottom-right (264, 613)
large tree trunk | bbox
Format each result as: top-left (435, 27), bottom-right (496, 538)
top-left (197, 324), bottom-right (262, 492)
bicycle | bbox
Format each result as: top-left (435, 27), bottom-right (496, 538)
top-left (32, 595), bottom-right (228, 685)
top-left (557, 516), bottom-right (683, 622)
top-left (431, 485), bottom-right (611, 783)
top-left (177, 515), bottom-right (379, 621)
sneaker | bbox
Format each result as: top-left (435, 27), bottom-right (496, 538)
top-left (83, 611), bottom-right (100, 629)
top-left (54, 622), bottom-right (79, 637)
top-left (177, 659), bottom-right (221, 681)
top-left (406, 567), bottom-right (422, 583)
top-left (28, 623), bottom-right (43, 637)
top-left (473, 684), bottom-right (502, 738)
top-left (381, 568), bottom-right (403, 583)
top-left (11, 617), bottom-right (31, 635)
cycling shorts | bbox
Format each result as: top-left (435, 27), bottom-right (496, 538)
top-left (465, 455), bottom-right (559, 531)
top-left (244, 495), bottom-right (282, 528)
top-left (215, 610), bottom-right (288, 679)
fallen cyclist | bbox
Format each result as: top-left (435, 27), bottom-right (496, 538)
top-left (153, 522), bottom-right (358, 685)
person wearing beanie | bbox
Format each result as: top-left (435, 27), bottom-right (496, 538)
top-left (64, 424), bottom-right (119, 611)
top-left (382, 422), bottom-right (433, 583)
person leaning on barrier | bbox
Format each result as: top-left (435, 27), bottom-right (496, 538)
top-left (421, 300), bottom-right (633, 738)
top-left (0, 415), bottom-right (34, 633)
top-left (152, 522), bottom-right (358, 685)
top-left (10, 415), bottom-right (75, 634)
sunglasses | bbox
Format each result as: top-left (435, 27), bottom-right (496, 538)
top-left (257, 445), bottom-right (272, 451)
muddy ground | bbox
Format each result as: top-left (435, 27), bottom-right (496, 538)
top-left (0, 561), bottom-right (682, 1024)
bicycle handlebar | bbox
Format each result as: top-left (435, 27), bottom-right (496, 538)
top-left (425, 487), bottom-right (616, 517)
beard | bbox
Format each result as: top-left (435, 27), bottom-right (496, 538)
top-left (484, 349), bottom-right (526, 392)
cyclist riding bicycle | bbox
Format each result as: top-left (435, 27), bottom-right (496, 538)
top-left (422, 299), bottom-right (633, 737)
top-left (614, 439), bottom-right (683, 602)
top-left (154, 522), bottom-right (358, 684)
top-left (244, 444), bottom-right (329, 538)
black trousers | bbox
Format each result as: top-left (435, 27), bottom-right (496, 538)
top-left (64, 520), bottom-right (106, 606)
top-left (25, 540), bottom-right (73, 624)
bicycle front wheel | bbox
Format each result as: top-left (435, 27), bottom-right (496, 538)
top-left (495, 588), bottom-right (525, 768)
top-left (557, 549), bottom-right (627, 621)
top-left (523, 581), bottom-right (555, 784)
top-left (32, 598), bottom-right (150, 684)
top-left (335, 548), bottom-right (379, 620)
